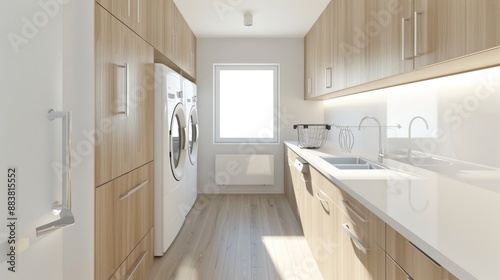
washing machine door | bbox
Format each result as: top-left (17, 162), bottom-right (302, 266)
top-left (170, 103), bottom-right (187, 180)
top-left (187, 105), bottom-right (199, 165)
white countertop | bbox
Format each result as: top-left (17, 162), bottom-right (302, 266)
top-left (285, 141), bottom-right (500, 280)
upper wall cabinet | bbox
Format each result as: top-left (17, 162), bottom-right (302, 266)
top-left (148, 0), bottom-right (197, 80)
top-left (466, 0), bottom-right (500, 54)
top-left (413, 0), bottom-right (466, 69)
top-left (305, 0), bottom-right (476, 99)
top-left (96, 0), bottom-right (149, 39)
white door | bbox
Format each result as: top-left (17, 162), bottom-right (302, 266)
top-left (1, 1), bottom-right (66, 278)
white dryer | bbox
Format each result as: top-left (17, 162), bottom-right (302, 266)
top-left (153, 63), bottom-right (188, 256)
top-left (183, 79), bottom-right (198, 211)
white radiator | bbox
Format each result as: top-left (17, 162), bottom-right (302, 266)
top-left (215, 154), bottom-right (274, 186)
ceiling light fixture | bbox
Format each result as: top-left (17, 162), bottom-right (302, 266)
top-left (244, 12), bottom-right (253, 27)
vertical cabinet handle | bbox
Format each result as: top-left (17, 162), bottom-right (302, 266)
top-left (36, 110), bottom-right (75, 236)
top-left (125, 251), bottom-right (148, 280)
top-left (342, 223), bottom-right (368, 254)
top-left (414, 11), bottom-right (422, 57)
top-left (401, 17), bottom-right (410, 61)
top-left (117, 64), bottom-right (130, 116)
top-left (137, 0), bottom-right (140, 23)
top-left (325, 67), bottom-right (332, 89)
top-left (127, 0), bottom-right (131, 18)
top-left (307, 77), bottom-right (312, 95)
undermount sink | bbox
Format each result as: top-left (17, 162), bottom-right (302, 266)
top-left (320, 156), bottom-right (387, 170)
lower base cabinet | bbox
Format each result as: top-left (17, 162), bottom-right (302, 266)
top-left (285, 147), bottom-right (459, 280)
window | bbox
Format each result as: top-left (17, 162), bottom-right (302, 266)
top-left (214, 64), bottom-right (279, 143)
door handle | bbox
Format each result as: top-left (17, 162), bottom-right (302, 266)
top-left (36, 110), bottom-right (75, 236)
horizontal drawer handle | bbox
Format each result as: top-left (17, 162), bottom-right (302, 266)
top-left (119, 180), bottom-right (149, 200)
top-left (408, 241), bottom-right (441, 267)
top-left (315, 191), bottom-right (328, 203)
top-left (125, 250), bottom-right (148, 280)
top-left (342, 199), bottom-right (369, 223)
top-left (342, 223), bottom-right (368, 254)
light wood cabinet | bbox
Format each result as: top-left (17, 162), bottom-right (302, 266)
top-left (304, 25), bottom-right (316, 99)
top-left (308, 164), bottom-right (385, 280)
top-left (109, 229), bottom-right (154, 280)
top-left (285, 148), bottom-right (300, 224)
top-left (466, 0), bottom-right (500, 54)
top-left (345, 0), bottom-right (370, 87)
top-left (95, 162), bottom-right (154, 280)
top-left (367, 0), bottom-right (413, 81)
top-left (314, 2), bottom-right (333, 97)
top-left (96, 0), bottom-right (149, 39)
top-left (386, 254), bottom-right (411, 280)
top-left (413, 0), bottom-right (466, 69)
top-left (386, 224), bottom-right (459, 280)
top-left (95, 4), bottom-right (154, 186)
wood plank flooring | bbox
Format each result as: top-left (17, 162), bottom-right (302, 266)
top-left (148, 194), bottom-right (323, 280)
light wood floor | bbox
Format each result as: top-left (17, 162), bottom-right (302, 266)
top-left (147, 194), bottom-right (323, 280)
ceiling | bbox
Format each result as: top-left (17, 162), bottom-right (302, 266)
top-left (173, 0), bottom-right (331, 38)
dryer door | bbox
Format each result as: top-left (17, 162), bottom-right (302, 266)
top-left (170, 103), bottom-right (187, 180)
top-left (187, 105), bottom-right (199, 165)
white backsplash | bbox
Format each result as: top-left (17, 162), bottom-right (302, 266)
top-left (324, 65), bottom-right (500, 191)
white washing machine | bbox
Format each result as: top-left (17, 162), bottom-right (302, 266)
top-left (153, 63), bottom-right (188, 256)
top-left (183, 79), bottom-right (198, 211)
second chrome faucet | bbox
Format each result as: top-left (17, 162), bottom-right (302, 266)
top-left (358, 116), bottom-right (385, 163)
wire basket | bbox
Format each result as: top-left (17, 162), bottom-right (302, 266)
top-left (293, 124), bottom-right (331, 149)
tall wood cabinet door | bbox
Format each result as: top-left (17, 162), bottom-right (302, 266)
top-left (95, 5), bottom-right (154, 186)
top-left (344, 0), bottom-right (369, 87)
top-left (331, 0), bottom-right (347, 91)
top-left (413, 0), bottom-right (466, 68)
top-left (182, 21), bottom-right (197, 79)
top-left (466, 0), bottom-right (500, 54)
top-left (304, 24), bottom-right (316, 99)
top-left (147, 0), bottom-right (165, 53)
top-left (368, 0), bottom-right (414, 81)
top-left (314, 3), bottom-right (333, 97)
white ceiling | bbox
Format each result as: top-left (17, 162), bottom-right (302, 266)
top-left (174, 0), bottom-right (331, 38)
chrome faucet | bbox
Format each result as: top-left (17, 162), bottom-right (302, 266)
top-left (358, 116), bottom-right (385, 163)
top-left (407, 116), bottom-right (429, 159)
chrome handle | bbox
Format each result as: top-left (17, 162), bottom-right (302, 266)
top-left (127, 0), bottom-right (131, 18)
top-left (47, 110), bottom-right (72, 211)
top-left (325, 67), bottom-right (332, 89)
top-left (414, 11), bottom-right (422, 57)
top-left (117, 64), bottom-right (130, 116)
top-left (342, 199), bottom-right (369, 223)
top-left (342, 223), bottom-right (368, 254)
top-left (125, 63), bottom-right (129, 116)
top-left (37, 110), bottom-right (75, 237)
top-left (137, 0), bottom-right (140, 23)
top-left (125, 251), bottom-right (148, 280)
top-left (401, 17), bottom-right (410, 61)
top-left (307, 77), bottom-right (312, 95)
top-left (119, 180), bottom-right (148, 201)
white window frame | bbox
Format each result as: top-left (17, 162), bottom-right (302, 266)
top-left (214, 64), bottom-right (280, 144)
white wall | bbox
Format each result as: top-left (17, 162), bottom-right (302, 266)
top-left (197, 38), bottom-right (323, 194)
top-left (323, 65), bottom-right (500, 191)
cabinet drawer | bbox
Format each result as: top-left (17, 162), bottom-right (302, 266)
top-left (110, 229), bottom-right (154, 280)
top-left (336, 188), bottom-right (385, 249)
top-left (95, 162), bottom-right (154, 280)
top-left (386, 253), bottom-right (411, 280)
top-left (386, 225), bottom-right (445, 280)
